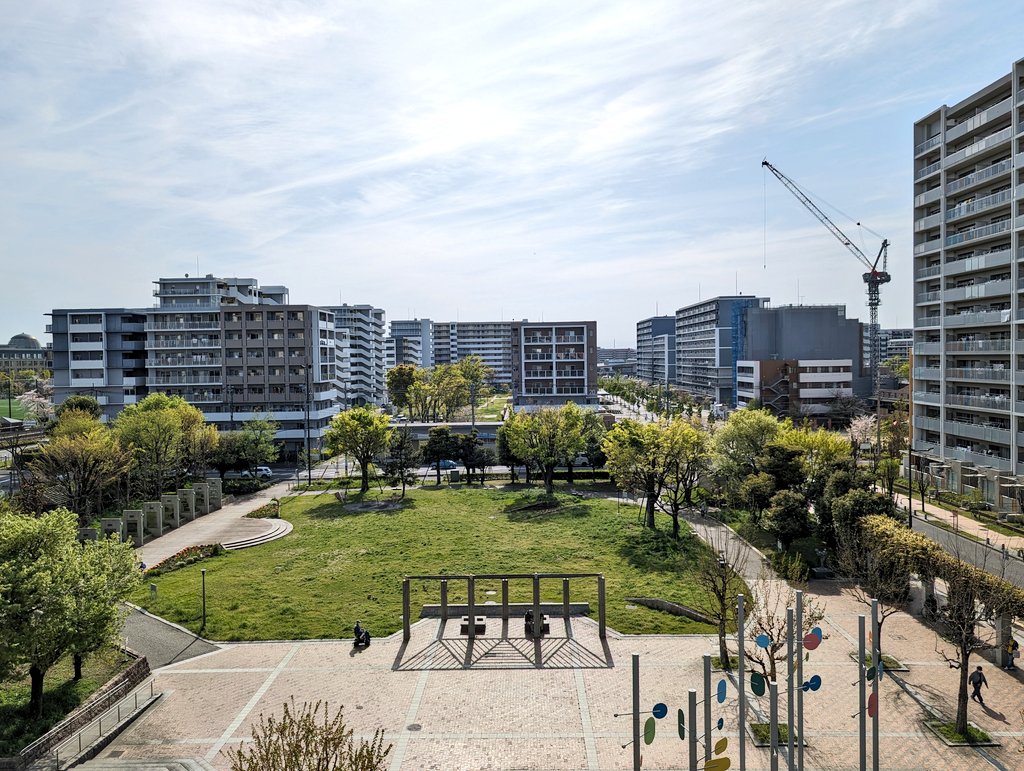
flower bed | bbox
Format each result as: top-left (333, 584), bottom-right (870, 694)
top-left (145, 544), bottom-right (225, 576)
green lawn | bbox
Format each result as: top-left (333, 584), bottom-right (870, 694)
top-left (134, 486), bottom-right (724, 640)
top-left (0, 647), bottom-right (129, 755)
top-left (0, 399), bottom-right (26, 420)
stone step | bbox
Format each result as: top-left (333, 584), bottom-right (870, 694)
top-left (78, 760), bottom-right (217, 770)
top-left (222, 518), bottom-right (292, 550)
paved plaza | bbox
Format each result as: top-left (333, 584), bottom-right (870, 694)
top-left (96, 583), bottom-right (1024, 770)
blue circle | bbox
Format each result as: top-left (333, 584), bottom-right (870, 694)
top-left (717, 679), bottom-right (727, 704)
top-left (811, 626), bottom-right (823, 640)
top-left (809, 674), bottom-right (822, 691)
top-left (717, 717), bottom-right (724, 730)
top-left (755, 633), bottom-right (771, 649)
top-left (653, 702), bottom-right (668, 719)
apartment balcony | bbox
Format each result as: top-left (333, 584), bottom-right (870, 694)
top-left (155, 302), bottom-right (224, 313)
top-left (914, 212), bottom-right (942, 231)
top-left (914, 134), bottom-right (943, 156)
top-left (944, 246), bottom-right (1012, 276)
top-left (946, 367), bottom-right (1010, 381)
top-left (556, 388), bottom-right (587, 395)
top-left (523, 353), bottom-right (551, 361)
top-left (915, 264), bottom-right (942, 279)
top-left (942, 310), bottom-right (1011, 327)
top-left (945, 96), bottom-right (1012, 143)
top-left (943, 126), bottom-right (1013, 169)
top-left (915, 291), bottom-right (941, 304)
top-left (915, 415), bottom-right (942, 432)
top-left (149, 338), bottom-right (220, 348)
top-left (915, 315), bottom-right (942, 328)
top-left (945, 446), bottom-right (1012, 471)
top-left (145, 320), bottom-right (220, 332)
top-left (945, 158), bottom-right (1012, 195)
top-left (524, 370), bottom-right (553, 378)
top-left (914, 160), bottom-right (942, 180)
top-left (913, 367), bottom-right (942, 380)
top-left (945, 189), bottom-right (1012, 223)
top-left (555, 370), bottom-right (585, 378)
top-left (524, 388), bottom-right (553, 395)
top-left (946, 393), bottom-right (1011, 410)
top-left (913, 391), bottom-right (941, 405)
top-left (943, 279), bottom-right (1012, 303)
top-left (944, 420), bottom-right (1012, 444)
top-left (950, 341), bottom-right (1013, 354)
top-left (913, 239), bottom-right (942, 256)
top-left (555, 354), bottom-right (583, 361)
top-left (523, 336), bottom-right (552, 344)
top-left (555, 337), bottom-right (584, 344)
top-left (147, 374), bottom-right (223, 386)
top-left (914, 186), bottom-right (942, 208)
top-left (913, 341), bottom-right (942, 354)
top-left (945, 219), bottom-right (1012, 247)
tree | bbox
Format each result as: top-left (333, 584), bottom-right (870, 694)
top-left (848, 414), bottom-right (877, 464)
top-left (881, 400), bottom-right (909, 459)
top-left (876, 457), bottom-right (901, 512)
top-left (422, 426), bottom-right (459, 485)
top-left (496, 424), bottom-right (523, 484)
top-left (580, 411), bottom-right (608, 472)
top-left (182, 423), bottom-right (220, 481)
top-left (603, 419), bottom-right (669, 530)
top-left (746, 570), bottom-right (826, 682)
top-left (658, 419), bottom-right (712, 539)
top-left (324, 408), bottom-right (393, 493)
top-left (712, 409), bottom-right (784, 492)
top-left (505, 404), bottom-right (586, 496)
top-left (762, 489), bottom-right (810, 550)
top-left (456, 430), bottom-right (482, 484)
top-left (692, 529), bottom-right (748, 670)
top-left (113, 394), bottom-right (205, 498)
top-left (740, 472), bottom-right (775, 524)
top-left (236, 417), bottom-right (280, 475)
top-left (28, 427), bottom-right (133, 522)
top-left (380, 428), bottom-right (419, 498)
top-left (228, 698), bottom-right (391, 771)
top-left (385, 365), bottom-right (416, 415)
top-left (50, 407), bottom-right (103, 439)
top-left (457, 355), bottom-right (493, 427)
top-left (0, 508), bottom-right (138, 717)
top-left (55, 395), bottom-right (102, 420)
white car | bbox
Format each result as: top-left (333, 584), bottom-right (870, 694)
top-left (241, 466), bottom-right (273, 479)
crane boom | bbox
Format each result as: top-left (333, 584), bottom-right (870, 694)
top-left (761, 159), bottom-right (891, 401)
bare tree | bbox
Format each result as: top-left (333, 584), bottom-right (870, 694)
top-left (836, 530), bottom-right (910, 657)
top-left (746, 570), bottom-right (826, 682)
top-left (692, 528), bottom-right (749, 670)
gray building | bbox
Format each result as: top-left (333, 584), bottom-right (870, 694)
top-left (327, 305), bottom-right (386, 407)
top-left (675, 296), bottom-right (768, 405)
top-left (912, 60), bottom-right (1024, 511)
top-left (388, 318), bottom-right (433, 369)
top-left (636, 316), bottom-right (675, 385)
top-left (1, 333), bottom-right (50, 374)
top-left (432, 321), bottom-right (513, 385)
top-left (511, 320), bottom-right (598, 410)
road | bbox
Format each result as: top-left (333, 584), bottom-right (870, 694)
top-left (911, 512), bottom-right (1024, 588)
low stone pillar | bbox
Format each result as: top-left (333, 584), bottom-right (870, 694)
top-left (143, 501), bottom-right (163, 536)
top-left (123, 510), bottom-right (145, 547)
top-left (403, 578), bottom-right (411, 642)
top-left (598, 575), bottom-right (607, 639)
top-left (207, 477), bottom-right (223, 509)
top-left (467, 576), bottom-right (476, 640)
top-left (193, 482), bottom-right (210, 515)
top-left (562, 578), bottom-right (571, 621)
top-left (440, 580), bottom-right (448, 623)
top-left (178, 488), bottom-right (196, 522)
top-left (995, 614), bottom-right (1014, 668)
top-left (101, 518), bottom-right (123, 540)
top-left (532, 575), bottom-right (541, 640)
top-left (501, 579), bottom-right (509, 626)
top-left (161, 494), bottom-right (180, 529)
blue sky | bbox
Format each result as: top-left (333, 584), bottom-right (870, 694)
top-left (2, 1), bottom-right (1023, 347)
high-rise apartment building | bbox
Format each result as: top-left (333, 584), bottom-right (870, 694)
top-left (327, 305), bottom-right (385, 407)
top-left (510, 321), bottom-right (598, 410)
top-left (675, 296), bottom-right (768, 406)
top-left (912, 61), bottom-right (1024, 510)
top-left (432, 321), bottom-right (513, 384)
top-left (387, 319), bottom-right (433, 369)
top-left (50, 275), bottom-right (338, 452)
top-left (636, 316), bottom-right (676, 385)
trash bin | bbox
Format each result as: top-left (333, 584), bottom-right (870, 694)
top-left (449, 470), bottom-right (461, 483)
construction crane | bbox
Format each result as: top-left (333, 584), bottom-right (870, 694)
top-left (761, 159), bottom-right (891, 400)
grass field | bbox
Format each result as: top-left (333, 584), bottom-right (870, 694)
top-left (0, 399), bottom-right (26, 420)
top-left (0, 647), bottom-right (129, 755)
top-left (134, 485), bottom-right (725, 640)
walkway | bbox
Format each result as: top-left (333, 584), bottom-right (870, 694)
top-left (123, 606), bottom-right (219, 669)
top-left (892, 488), bottom-right (1024, 551)
top-left (137, 481), bottom-right (292, 566)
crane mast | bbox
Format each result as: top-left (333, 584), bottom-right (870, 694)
top-left (761, 159), bottom-right (891, 401)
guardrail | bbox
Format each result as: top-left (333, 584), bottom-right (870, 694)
top-left (50, 678), bottom-right (158, 767)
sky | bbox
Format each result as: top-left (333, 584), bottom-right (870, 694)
top-left (2, 1), bottom-right (1023, 348)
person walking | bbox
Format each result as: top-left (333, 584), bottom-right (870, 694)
top-left (969, 665), bottom-right (988, 705)
top-left (1005, 638), bottom-right (1020, 671)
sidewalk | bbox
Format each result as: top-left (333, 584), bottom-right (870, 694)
top-left (891, 487), bottom-right (1024, 551)
top-left (137, 480), bottom-right (292, 566)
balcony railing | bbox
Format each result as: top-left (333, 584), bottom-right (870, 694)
top-left (945, 96), bottom-right (1013, 142)
top-left (524, 354), bottom-right (552, 360)
top-left (914, 134), bottom-right (943, 155)
top-left (147, 374), bottom-right (223, 386)
top-left (944, 126), bottom-right (1013, 167)
top-left (945, 219), bottom-right (1012, 247)
top-left (913, 239), bottom-right (942, 255)
top-left (945, 340), bottom-right (1012, 352)
top-left (945, 189), bottom-right (1012, 221)
top-left (945, 446), bottom-right (1012, 471)
top-left (145, 321), bottom-right (220, 331)
top-left (915, 160), bottom-right (942, 180)
top-left (147, 357), bottom-right (222, 367)
top-left (946, 393), bottom-right (1011, 409)
top-left (915, 291), bottom-right (941, 304)
top-left (913, 341), bottom-right (942, 354)
top-left (912, 367), bottom-right (942, 380)
top-left (943, 244), bottom-right (1012, 275)
top-left (945, 158), bottom-right (1012, 194)
top-left (912, 391), bottom-right (941, 404)
top-left (149, 338), bottom-right (220, 348)
top-left (945, 367), bottom-right (1010, 381)
top-left (915, 316), bottom-right (941, 327)
top-left (523, 337), bottom-right (552, 343)
top-left (942, 310), bottom-right (1010, 326)
top-left (915, 264), bottom-right (942, 279)
top-left (944, 420), bottom-right (1012, 444)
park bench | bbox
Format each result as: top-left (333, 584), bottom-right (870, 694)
top-left (460, 615), bottom-right (486, 635)
top-left (525, 615), bottom-right (550, 636)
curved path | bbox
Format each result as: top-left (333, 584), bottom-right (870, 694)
top-left (137, 481), bottom-right (293, 567)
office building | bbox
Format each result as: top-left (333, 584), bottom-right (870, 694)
top-left (510, 321), bottom-right (598, 410)
top-left (1, 333), bottom-right (50, 374)
top-left (432, 321), bottom-right (513, 385)
top-left (675, 296), bottom-right (768, 406)
top-left (636, 316), bottom-right (675, 385)
top-left (49, 274), bottom-right (338, 452)
top-left (327, 305), bottom-right (386, 407)
top-left (912, 61), bottom-right (1023, 510)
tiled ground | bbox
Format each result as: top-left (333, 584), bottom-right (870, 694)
top-left (99, 587), bottom-right (1024, 770)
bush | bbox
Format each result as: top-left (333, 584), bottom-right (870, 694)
top-left (769, 551), bottom-right (809, 583)
top-left (223, 479), bottom-right (270, 495)
top-left (145, 544), bottom-right (225, 576)
top-left (245, 501), bottom-right (281, 519)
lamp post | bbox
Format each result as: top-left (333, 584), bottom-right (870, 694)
top-left (201, 568), bottom-right (207, 630)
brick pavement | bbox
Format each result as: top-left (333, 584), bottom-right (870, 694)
top-left (95, 584), bottom-right (1024, 770)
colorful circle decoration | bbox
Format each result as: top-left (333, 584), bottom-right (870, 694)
top-left (867, 692), bottom-right (878, 718)
top-left (678, 708), bottom-right (686, 740)
top-left (717, 679), bottom-right (728, 704)
top-left (717, 717), bottom-right (724, 730)
top-left (653, 702), bottom-right (668, 719)
top-left (803, 632), bottom-right (820, 651)
top-left (801, 674), bottom-right (822, 692)
top-left (811, 626), bottom-right (823, 640)
top-left (644, 716), bottom-right (656, 745)
top-left (866, 665), bottom-right (877, 682)
top-left (755, 633), bottom-right (771, 649)
top-left (750, 671), bottom-right (766, 696)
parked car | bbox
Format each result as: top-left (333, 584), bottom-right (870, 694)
top-left (428, 459), bottom-right (458, 470)
top-left (241, 466), bottom-right (273, 479)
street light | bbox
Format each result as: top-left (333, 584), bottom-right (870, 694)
top-left (201, 568), bottom-right (207, 630)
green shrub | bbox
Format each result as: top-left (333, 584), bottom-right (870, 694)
top-left (223, 479), bottom-right (270, 495)
top-left (769, 551), bottom-right (809, 583)
top-left (145, 544), bottom-right (225, 576)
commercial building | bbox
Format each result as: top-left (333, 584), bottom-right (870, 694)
top-left (675, 296), bottom-right (768, 406)
top-left (911, 61), bottom-right (1024, 510)
top-left (510, 321), bottom-right (598, 410)
top-left (1, 333), bottom-right (50, 374)
top-left (636, 316), bottom-right (675, 385)
top-left (327, 305), bottom-right (386, 407)
top-left (49, 275), bottom-right (339, 452)
top-left (432, 321), bottom-right (514, 385)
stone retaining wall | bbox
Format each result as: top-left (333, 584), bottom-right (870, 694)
top-left (625, 596), bottom-right (714, 625)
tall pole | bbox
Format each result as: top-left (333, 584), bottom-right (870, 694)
top-left (871, 599), bottom-right (880, 771)
top-left (786, 607), bottom-right (795, 769)
top-left (796, 590), bottom-right (805, 771)
top-left (304, 365), bottom-right (312, 486)
top-left (703, 654), bottom-right (712, 763)
top-left (631, 654), bottom-right (641, 771)
top-left (201, 568), bottom-right (207, 629)
top-left (769, 679), bottom-right (779, 771)
top-left (688, 688), bottom-right (698, 771)
top-left (858, 615), bottom-right (867, 771)
top-left (738, 594), bottom-right (747, 771)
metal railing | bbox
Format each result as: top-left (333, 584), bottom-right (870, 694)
top-left (945, 158), bottom-right (1012, 194)
top-left (51, 679), bottom-right (157, 766)
top-left (945, 219), bottom-right (1012, 247)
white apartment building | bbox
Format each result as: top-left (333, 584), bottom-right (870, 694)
top-left (327, 305), bottom-right (386, 406)
top-left (432, 321), bottom-right (513, 385)
top-left (912, 60), bottom-right (1024, 510)
top-left (510, 321), bottom-right (598, 410)
top-left (387, 318), bottom-right (433, 369)
top-left (636, 316), bottom-right (676, 385)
